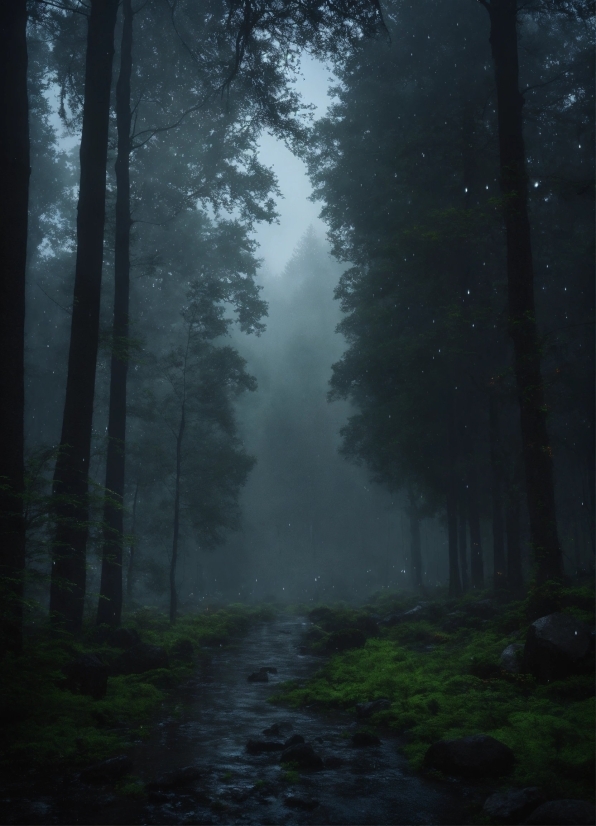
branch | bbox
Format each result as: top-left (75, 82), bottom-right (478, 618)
top-left (36, 283), bottom-right (72, 315)
top-left (32, 0), bottom-right (89, 15)
top-left (521, 70), bottom-right (569, 95)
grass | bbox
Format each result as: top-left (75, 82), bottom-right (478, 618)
top-left (272, 584), bottom-right (595, 801)
top-left (0, 602), bottom-right (275, 776)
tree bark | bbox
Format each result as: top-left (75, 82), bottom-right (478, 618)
top-left (505, 486), bottom-right (523, 591)
top-left (170, 405), bottom-right (185, 623)
top-left (485, 0), bottom-right (561, 583)
top-left (126, 480), bottom-right (139, 601)
top-left (447, 407), bottom-right (462, 597)
top-left (458, 482), bottom-right (469, 593)
top-left (408, 491), bottom-right (423, 591)
top-left (0, 0), bottom-right (29, 654)
top-left (50, 0), bottom-right (119, 632)
top-left (489, 393), bottom-right (506, 588)
top-left (467, 462), bottom-right (484, 589)
top-left (98, 0), bottom-right (133, 627)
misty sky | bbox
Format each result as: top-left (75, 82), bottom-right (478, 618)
top-left (254, 56), bottom-right (333, 275)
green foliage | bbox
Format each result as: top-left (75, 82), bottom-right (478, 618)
top-left (0, 604), bottom-right (274, 776)
top-left (273, 595), bottom-right (595, 799)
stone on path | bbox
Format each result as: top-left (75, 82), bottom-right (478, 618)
top-left (525, 799), bottom-right (596, 825)
top-left (280, 742), bottom-right (324, 770)
top-left (283, 734), bottom-right (305, 748)
top-left (146, 766), bottom-right (201, 790)
top-left (79, 755), bottom-right (132, 783)
top-left (424, 734), bottom-right (514, 778)
top-left (263, 721), bottom-right (293, 736)
top-left (499, 643), bottom-right (524, 675)
top-left (352, 731), bottom-right (381, 747)
top-left (246, 738), bottom-right (285, 754)
top-left (482, 787), bottom-right (544, 823)
top-left (523, 612), bottom-right (592, 681)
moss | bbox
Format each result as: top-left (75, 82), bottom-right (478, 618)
top-left (0, 603), bottom-right (274, 777)
top-left (273, 590), bottom-right (595, 800)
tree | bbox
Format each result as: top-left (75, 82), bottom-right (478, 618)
top-left (0, 0), bottom-right (30, 653)
top-left (50, 0), bottom-right (120, 632)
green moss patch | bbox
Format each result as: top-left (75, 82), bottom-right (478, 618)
top-left (273, 590), bottom-right (594, 800)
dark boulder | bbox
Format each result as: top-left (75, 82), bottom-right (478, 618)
top-left (380, 605), bottom-right (425, 627)
top-left (80, 755), bottom-right (132, 783)
top-left (352, 731), bottom-right (381, 747)
top-left (108, 627), bottom-right (140, 649)
top-left (424, 734), bottom-right (514, 778)
top-left (114, 643), bottom-right (169, 675)
top-left (171, 638), bottom-right (194, 661)
top-left (246, 739), bottom-right (285, 755)
top-left (280, 743), bottom-right (324, 771)
top-left (356, 698), bottom-right (391, 718)
top-left (283, 734), bottom-right (305, 748)
top-left (146, 766), bottom-right (201, 790)
top-left (325, 628), bottom-right (367, 653)
top-left (500, 644), bottom-right (524, 675)
top-left (247, 670), bottom-right (268, 682)
top-left (525, 799), bottom-right (595, 825)
top-left (324, 755), bottom-right (344, 769)
top-left (483, 787), bottom-right (545, 823)
top-left (284, 796), bottom-right (320, 811)
top-left (263, 721), bottom-right (293, 737)
top-left (524, 613), bottom-right (592, 681)
top-left (64, 653), bottom-right (108, 699)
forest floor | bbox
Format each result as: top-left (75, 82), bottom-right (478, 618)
top-left (0, 583), bottom-right (594, 825)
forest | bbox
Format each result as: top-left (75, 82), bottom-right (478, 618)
top-left (0, 0), bottom-right (594, 824)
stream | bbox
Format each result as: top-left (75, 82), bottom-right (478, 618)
top-left (3, 615), bottom-right (471, 825)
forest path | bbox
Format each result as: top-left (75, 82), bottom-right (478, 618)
top-left (130, 613), bottom-right (468, 825)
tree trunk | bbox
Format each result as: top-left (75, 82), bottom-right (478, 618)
top-left (505, 488), bottom-right (523, 591)
top-left (170, 406), bottom-right (185, 623)
top-left (458, 483), bottom-right (469, 593)
top-left (485, 0), bottom-right (561, 583)
top-left (98, 0), bottom-right (133, 628)
top-left (0, 0), bottom-right (29, 654)
top-left (489, 393), bottom-right (506, 589)
top-left (408, 491), bottom-right (423, 591)
top-left (50, 0), bottom-right (119, 633)
top-left (467, 464), bottom-right (484, 589)
top-left (447, 407), bottom-right (462, 597)
top-left (126, 481), bottom-right (139, 600)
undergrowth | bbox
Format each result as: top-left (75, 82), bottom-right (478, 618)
top-left (273, 585), bottom-right (595, 801)
top-left (0, 603), bottom-right (274, 776)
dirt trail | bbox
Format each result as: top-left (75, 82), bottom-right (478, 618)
top-left (3, 615), bottom-right (469, 824)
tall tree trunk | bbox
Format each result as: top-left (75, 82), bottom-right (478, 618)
top-left (408, 491), bottom-right (423, 591)
top-left (505, 487), bottom-right (523, 591)
top-left (0, 0), bottom-right (29, 654)
top-left (170, 405), bottom-right (185, 623)
top-left (98, 0), bottom-right (133, 627)
top-left (447, 406), bottom-right (462, 597)
top-left (467, 463), bottom-right (484, 589)
top-left (489, 393), bottom-right (506, 589)
top-left (484, 0), bottom-right (561, 583)
top-left (458, 483), bottom-right (469, 593)
top-left (50, 0), bottom-right (119, 633)
top-left (126, 480), bottom-right (138, 601)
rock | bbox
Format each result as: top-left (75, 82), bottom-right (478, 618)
top-left (283, 734), bottom-right (305, 748)
top-left (483, 787), bottom-right (545, 823)
top-left (524, 613), bottom-right (592, 681)
top-left (280, 743), bottom-right (324, 771)
top-left (64, 653), bottom-right (108, 699)
top-left (525, 799), bottom-right (596, 825)
top-left (146, 766), bottom-right (201, 790)
top-left (500, 643), bottom-right (524, 675)
top-left (324, 755), bottom-right (344, 768)
top-left (325, 628), bottom-right (368, 653)
top-left (247, 670), bottom-right (268, 682)
top-left (115, 643), bottom-right (169, 675)
top-left (380, 605), bottom-right (425, 627)
top-left (246, 739), bottom-right (285, 755)
top-left (260, 666), bottom-right (278, 674)
top-left (171, 639), bottom-right (194, 660)
top-left (263, 721), bottom-right (293, 737)
top-left (284, 796), bottom-right (320, 811)
top-left (352, 731), bottom-right (381, 747)
top-left (424, 734), bottom-right (514, 778)
top-left (356, 698), bottom-right (391, 718)
top-left (108, 627), bottom-right (140, 649)
top-left (79, 755), bottom-right (132, 783)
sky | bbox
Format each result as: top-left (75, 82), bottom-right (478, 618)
top-left (253, 55), bottom-right (335, 275)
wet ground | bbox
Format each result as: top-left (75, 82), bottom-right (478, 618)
top-left (2, 615), bottom-right (472, 825)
